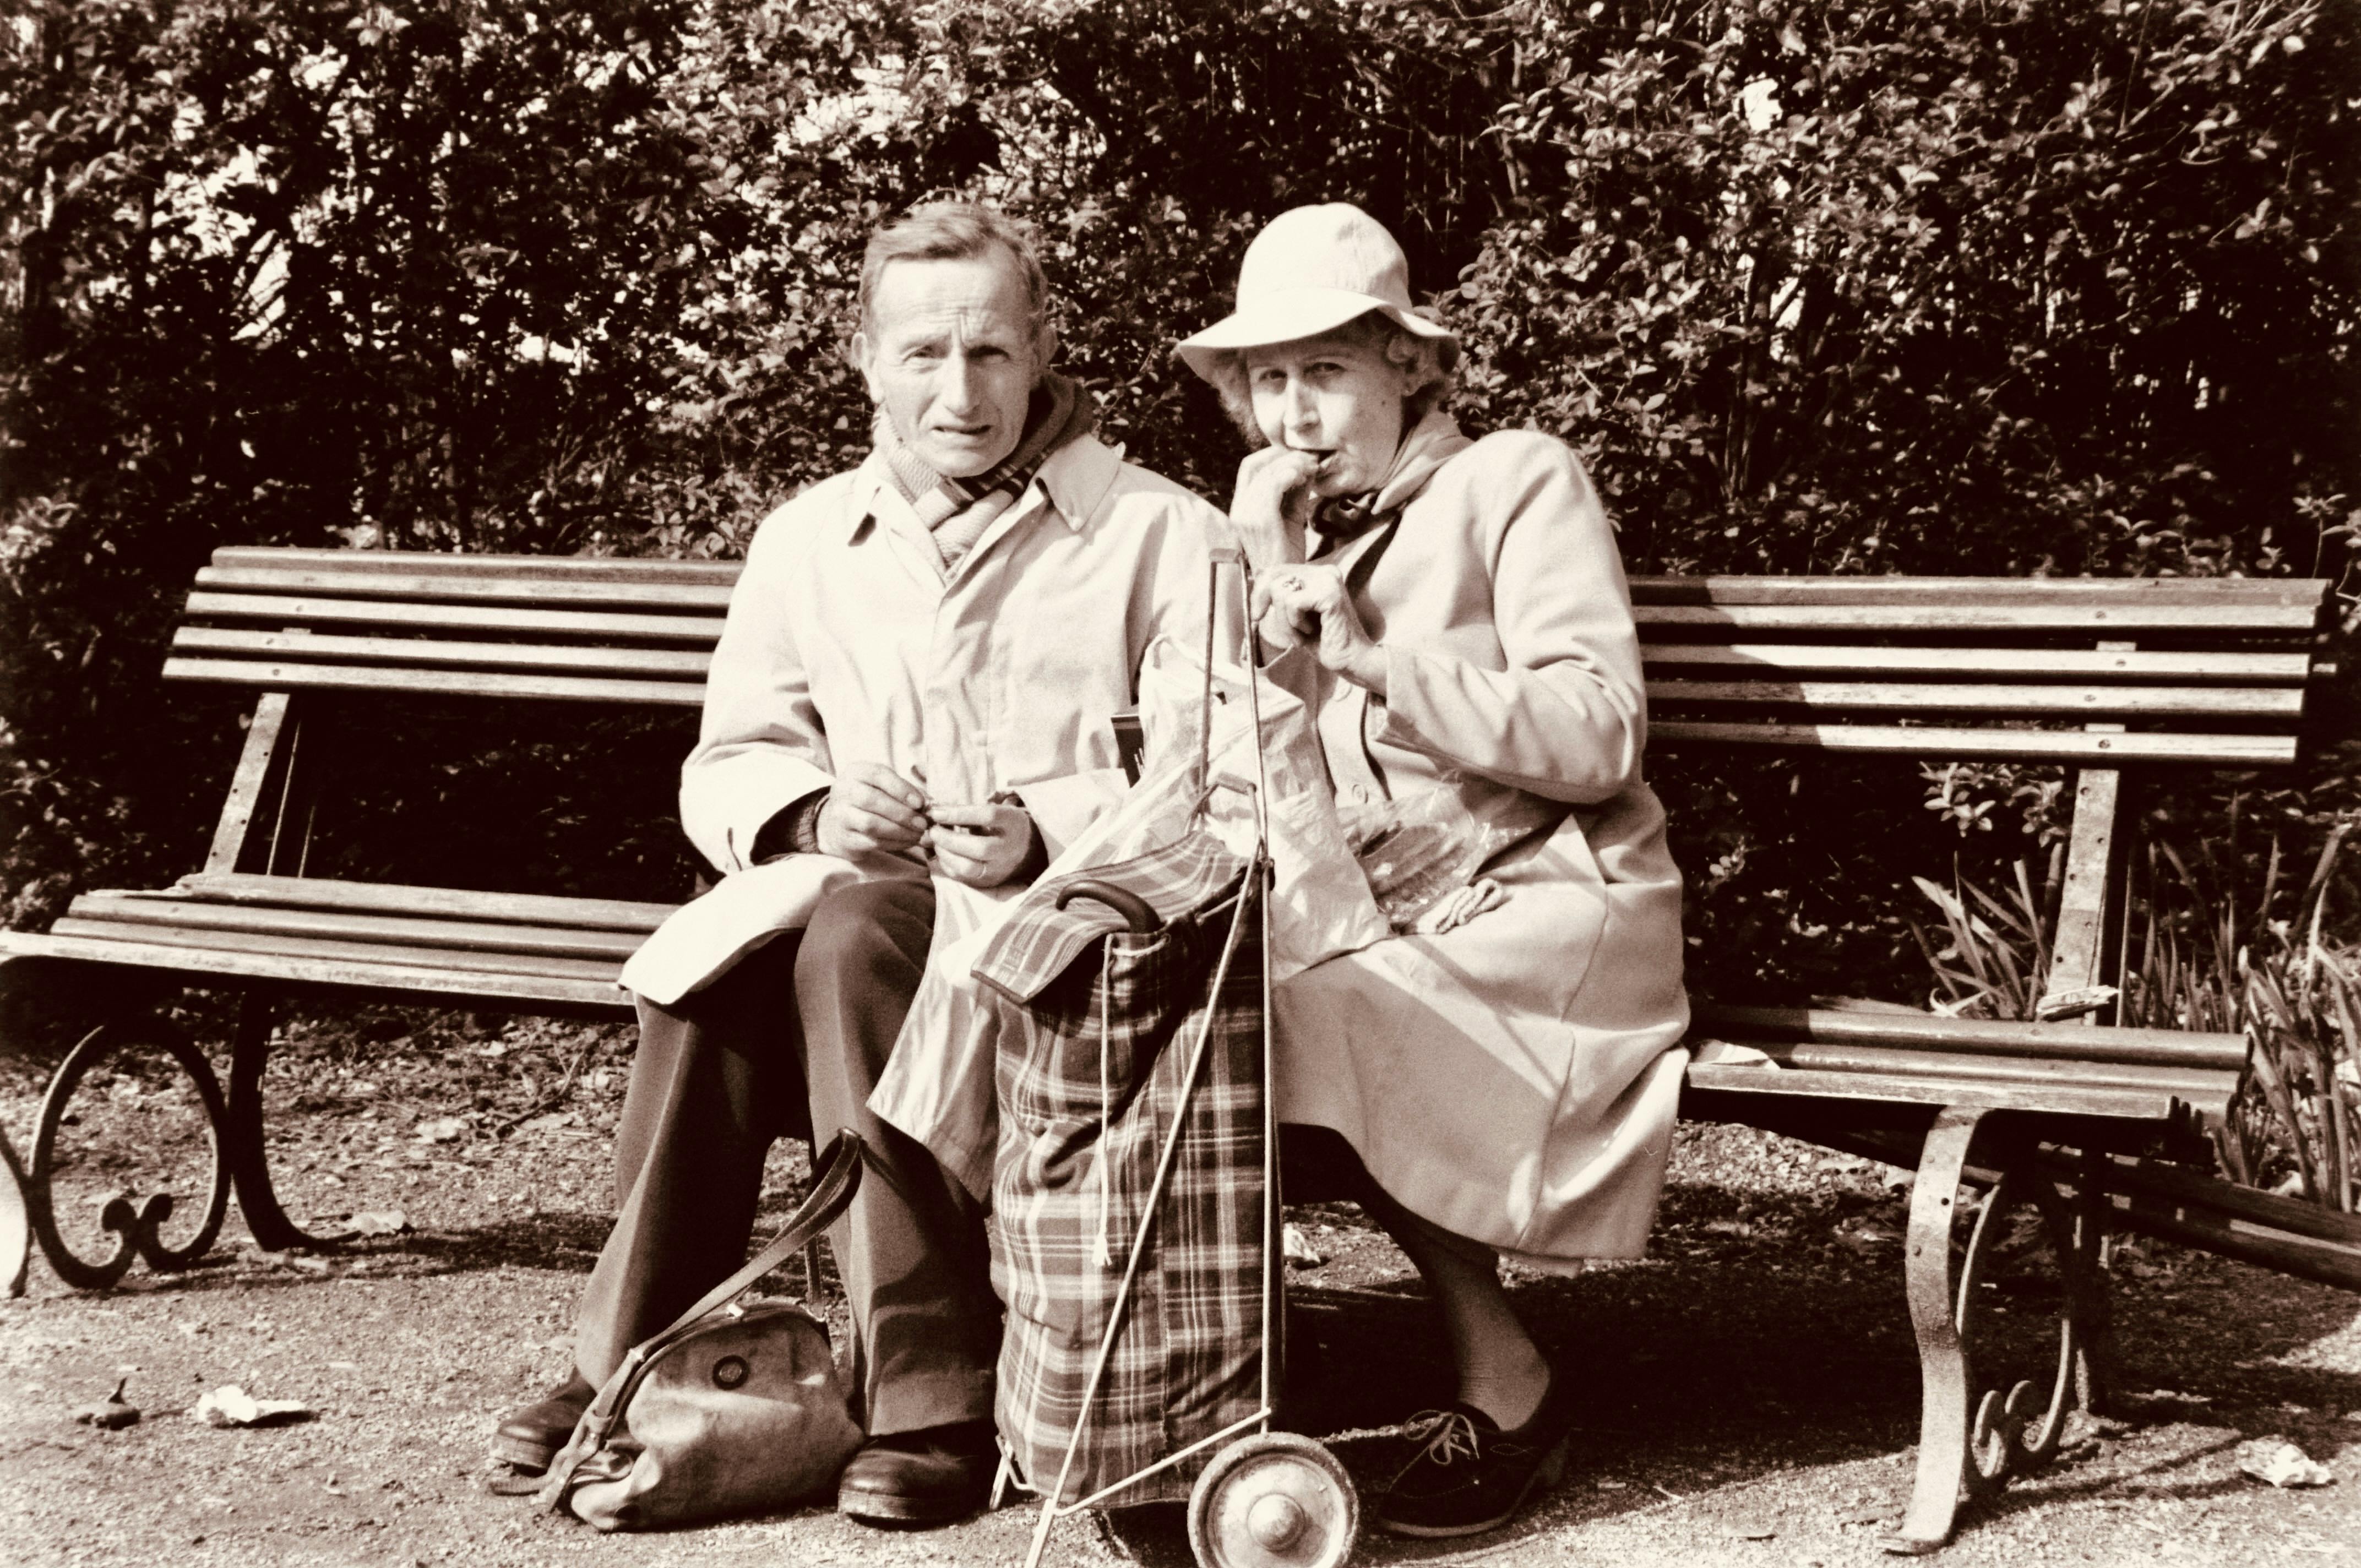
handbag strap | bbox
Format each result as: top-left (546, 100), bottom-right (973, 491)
top-left (539, 1129), bottom-right (866, 1507)
top-left (655, 1128), bottom-right (863, 1343)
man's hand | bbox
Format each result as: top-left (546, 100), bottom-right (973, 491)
top-left (1227, 447), bottom-right (1323, 576)
top-left (1252, 565), bottom-right (1387, 695)
top-left (816, 764), bottom-right (931, 859)
top-left (926, 802), bottom-right (1038, 888)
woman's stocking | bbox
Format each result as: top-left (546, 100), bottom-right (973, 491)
top-left (1355, 1181), bottom-right (1549, 1430)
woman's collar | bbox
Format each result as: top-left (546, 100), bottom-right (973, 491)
top-left (1372, 408), bottom-right (1472, 514)
top-left (1314, 409), bottom-right (1472, 544)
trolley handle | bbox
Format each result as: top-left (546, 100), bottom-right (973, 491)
top-left (1054, 881), bottom-right (1162, 935)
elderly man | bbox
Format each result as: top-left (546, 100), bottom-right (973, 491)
top-left (492, 203), bottom-right (1225, 1526)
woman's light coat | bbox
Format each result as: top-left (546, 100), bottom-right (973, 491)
top-left (1270, 421), bottom-right (1689, 1264)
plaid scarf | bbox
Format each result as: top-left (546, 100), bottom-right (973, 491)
top-left (873, 372), bottom-right (1097, 570)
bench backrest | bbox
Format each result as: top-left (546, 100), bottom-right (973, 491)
top-left (168, 548), bottom-right (731, 707)
top-left (170, 548), bottom-right (2334, 767)
top-left (1634, 575), bottom-right (2330, 769)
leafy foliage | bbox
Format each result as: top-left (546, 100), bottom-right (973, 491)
top-left (2, 0), bottom-right (2355, 970)
top-left (1454, 0), bottom-right (2360, 578)
top-left (1912, 820), bottom-right (2361, 1205)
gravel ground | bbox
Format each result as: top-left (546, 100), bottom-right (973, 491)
top-left (6, 1005), bottom-right (2361, 1566)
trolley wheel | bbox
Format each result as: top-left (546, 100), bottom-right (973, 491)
top-left (1186, 1431), bottom-right (1358, 1568)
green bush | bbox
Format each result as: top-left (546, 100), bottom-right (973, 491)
top-left (1453, 0), bottom-right (2360, 578)
top-left (0, 0), bottom-right (929, 919)
top-left (3, 0), bottom-right (2355, 970)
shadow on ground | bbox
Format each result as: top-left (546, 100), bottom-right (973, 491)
top-left (1021, 1176), bottom-right (2361, 1564)
top-left (10, 1059), bottom-right (2361, 1566)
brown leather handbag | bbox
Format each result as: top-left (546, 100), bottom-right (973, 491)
top-left (538, 1133), bottom-right (867, 1531)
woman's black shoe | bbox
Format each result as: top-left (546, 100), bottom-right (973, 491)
top-left (491, 1373), bottom-right (595, 1474)
top-left (1373, 1373), bottom-right (1577, 1538)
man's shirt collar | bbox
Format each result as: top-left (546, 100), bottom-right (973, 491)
top-left (1035, 431), bottom-right (1123, 528)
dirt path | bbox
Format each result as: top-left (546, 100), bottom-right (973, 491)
top-left (6, 1007), bottom-right (2361, 1566)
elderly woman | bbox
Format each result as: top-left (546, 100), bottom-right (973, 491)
top-left (1174, 204), bottom-right (1690, 1538)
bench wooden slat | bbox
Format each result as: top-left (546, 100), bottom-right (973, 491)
top-left (199, 554), bottom-right (2325, 612)
top-left (69, 895), bottom-right (649, 963)
top-left (172, 630), bottom-right (2316, 698)
top-left (163, 657), bottom-right (708, 707)
top-left (162, 873), bottom-right (676, 932)
top-left (1740, 1040), bottom-right (2232, 1098)
top-left (1629, 576), bottom-right (2327, 610)
top-left (2101, 1186), bottom-right (2361, 1293)
top-left (197, 558), bottom-right (2329, 625)
top-left (1651, 721), bottom-right (2297, 767)
top-left (2086, 1151), bottom-right (2361, 1250)
top-left (1648, 680), bottom-right (2302, 718)
top-left (1682, 1061), bottom-right (2223, 1121)
top-left (1641, 644), bottom-right (2315, 683)
top-left (181, 591), bottom-right (726, 643)
top-left (46, 917), bottom-right (625, 984)
top-left (1693, 1003), bottom-right (2249, 1070)
top-left (0, 930), bottom-right (629, 1012)
top-left (210, 546), bottom-right (742, 587)
top-left (173, 627), bottom-right (715, 678)
top-left (194, 565), bottom-right (737, 612)
top-left (1635, 603), bottom-right (2319, 633)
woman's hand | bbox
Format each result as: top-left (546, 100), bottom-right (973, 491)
top-left (1253, 566), bottom-right (1387, 695)
top-left (1227, 447), bottom-right (1322, 575)
top-left (926, 802), bottom-right (1039, 888)
top-left (817, 764), bottom-right (931, 859)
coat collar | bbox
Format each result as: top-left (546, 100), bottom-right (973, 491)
top-left (845, 427), bottom-right (1123, 544)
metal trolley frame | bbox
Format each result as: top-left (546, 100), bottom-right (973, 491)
top-left (1015, 550), bottom-right (1360, 1568)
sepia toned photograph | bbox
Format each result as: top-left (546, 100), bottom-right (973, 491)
top-left (1, 1), bottom-right (2355, 1563)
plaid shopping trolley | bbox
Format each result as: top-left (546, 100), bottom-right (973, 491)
top-left (973, 550), bottom-right (1362, 1568)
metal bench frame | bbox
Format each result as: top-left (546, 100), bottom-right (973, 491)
top-left (0, 549), bottom-right (2343, 1553)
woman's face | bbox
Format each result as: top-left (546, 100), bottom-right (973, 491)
top-left (1243, 330), bottom-right (1409, 499)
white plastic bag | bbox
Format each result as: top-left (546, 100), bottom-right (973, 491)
top-left (1134, 637), bottom-right (1389, 981)
top-left (1337, 776), bottom-right (1563, 930)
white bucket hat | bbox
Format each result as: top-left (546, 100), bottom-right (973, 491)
top-left (1176, 203), bottom-right (1458, 384)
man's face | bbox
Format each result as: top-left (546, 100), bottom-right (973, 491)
top-left (856, 252), bottom-right (1049, 479)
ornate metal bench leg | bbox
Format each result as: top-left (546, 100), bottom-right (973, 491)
top-left (1966, 1169), bottom-right (2088, 1481)
top-left (0, 1125), bottom-right (29, 1297)
top-left (26, 1021), bottom-right (233, 1290)
top-left (1886, 1114), bottom-right (2111, 1556)
top-left (225, 997), bottom-right (351, 1251)
top-left (2071, 1151), bottom-right (2119, 1417)
top-left (1884, 1106), bottom-right (1989, 1555)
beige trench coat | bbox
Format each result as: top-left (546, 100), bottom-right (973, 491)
top-left (673, 431), bottom-right (1222, 965)
top-left (1273, 427), bottom-right (1689, 1266)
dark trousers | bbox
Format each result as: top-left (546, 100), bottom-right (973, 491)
top-left (573, 878), bottom-right (999, 1435)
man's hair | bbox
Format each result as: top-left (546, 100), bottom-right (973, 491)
top-left (855, 202), bottom-right (1050, 340)
top-left (1203, 312), bottom-right (1459, 446)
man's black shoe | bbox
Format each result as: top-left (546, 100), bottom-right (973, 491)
top-left (837, 1418), bottom-right (1000, 1526)
top-left (491, 1374), bottom-right (595, 1475)
top-left (1373, 1373), bottom-right (1578, 1538)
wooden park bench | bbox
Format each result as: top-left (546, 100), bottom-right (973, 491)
top-left (0, 548), bottom-right (2343, 1553)
top-left (1642, 574), bottom-right (2348, 1550)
